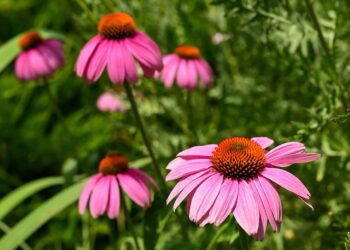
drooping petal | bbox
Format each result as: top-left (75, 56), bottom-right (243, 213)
top-left (117, 171), bottom-right (150, 207)
top-left (75, 35), bottom-right (103, 78)
top-left (261, 167), bottom-right (312, 208)
top-left (161, 56), bottom-right (180, 88)
top-left (28, 49), bottom-right (53, 78)
top-left (177, 144), bottom-right (217, 158)
top-left (89, 176), bottom-right (110, 218)
top-left (232, 180), bottom-right (260, 235)
top-left (78, 173), bottom-right (102, 215)
top-left (37, 40), bottom-right (65, 71)
top-left (207, 178), bottom-right (239, 226)
top-left (107, 40), bottom-right (125, 84)
top-left (253, 211), bottom-right (268, 241)
top-left (186, 60), bottom-right (198, 89)
top-left (251, 137), bottom-right (274, 149)
top-left (107, 176), bottom-right (121, 219)
top-left (84, 39), bottom-right (109, 82)
top-left (15, 52), bottom-right (29, 81)
top-left (167, 171), bottom-right (208, 205)
top-left (120, 40), bottom-right (138, 83)
top-left (193, 59), bottom-right (212, 86)
top-left (189, 174), bottom-right (223, 222)
top-left (267, 153), bottom-right (321, 167)
top-left (173, 170), bottom-right (215, 210)
top-left (176, 59), bottom-right (188, 88)
top-left (266, 142), bottom-right (305, 162)
top-left (128, 168), bottom-right (159, 191)
top-left (166, 158), bottom-right (212, 181)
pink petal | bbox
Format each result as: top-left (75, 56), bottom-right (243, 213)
top-left (261, 167), bottom-right (312, 208)
top-left (186, 60), bottom-right (198, 89)
top-left (107, 176), bottom-right (120, 219)
top-left (120, 39), bottom-right (138, 83)
top-left (177, 144), bottom-right (217, 158)
top-left (167, 171), bottom-right (208, 205)
top-left (258, 176), bottom-right (282, 223)
top-left (266, 142), bottom-right (305, 162)
top-left (176, 59), bottom-right (188, 88)
top-left (78, 173), bottom-right (102, 215)
top-left (28, 49), bottom-right (53, 78)
top-left (117, 171), bottom-right (150, 208)
top-left (15, 52), bottom-right (29, 81)
top-left (232, 180), bottom-right (259, 235)
top-left (189, 174), bottom-right (223, 222)
top-left (193, 59), bottom-right (213, 86)
top-left (107, 40), bottom-right (125, 84)
top-left (161, 55), bottom-right (180, 88)
top-left (267, 153), bottom-right (321, 167)
top-left (251, 137), bottom-right (274, 149)
top-left (128, 168), bottom-right (159, 191)
top-left (207, 178), bottom-right (238, 226)
top-left (251, 178), bottom-right (279, 231)
top-left (85, 39), bottom-right (109, 82)
top-left (139, 62), bottom-right (155, 77)
top-left (166, 157), bottom-right (187, 170)
top-left (75, 35), bottom-right (103, 77)
top-left (37, 40), bottom-right (65, 71)
top-left (89, 176), bottom-right (110, 218)
top-left (253, 212), bottom-right (268, 240)
top-left (165, 158), bottom-right (212, 181)
top-left (173, 170), bottom-right (215, 210)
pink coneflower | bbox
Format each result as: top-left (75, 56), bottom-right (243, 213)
top-left (96, 92), bottom-right (126, 112)
top-left (158, 45), bottom-right (213, 90)
top-left (15, 31), bottom-right (65, 82)
top-left (166, 136), bottom-right (320, 240)
top-left (79, 153), bottom-right (159, 219)
top-left (75, 12), bottom-right (163, 84)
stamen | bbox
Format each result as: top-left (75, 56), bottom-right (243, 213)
top-left (211, 137), bottom-right (266, 179)
top-left (175, 45), bottom-right (201, 59)
top-left (98, 13), bottom-right (136, 39)
top-left (19, 31), bottom-right (43, 50)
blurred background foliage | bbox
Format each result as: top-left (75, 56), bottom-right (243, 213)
top-left (0, 0), bottom-right (349, 249)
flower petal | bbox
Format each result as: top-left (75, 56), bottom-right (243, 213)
top-left (161, 55), bottom-right (180, 88)
top-left (232, 180), bottom-right (259, 235)
top-left (129, 168), bottom-right (159, 191)
top-left (177, 144), bottom-right (217, 158)
top-left (186, 60), bottom-right (198, 89)
top-left (267, 153), bottom-right (321, 167)
top-left (176, 59), bottom-right (188, 88)
top-left (89, 176), bottom-right (110, 218)
top-left (193, 59), bottom-right (213, 86)
top-left (166, 158), bottom-right (212, 181)
top-left (107, 176), bottom-right (121, 219)
top-left (266, 142), bottom-right (305, 162)
top-left (120, 39), bottom-right (138, 83)
top-left (78, 173), bottom-right (102, 215)
top-left (251, 137), bottom-right (274, 149)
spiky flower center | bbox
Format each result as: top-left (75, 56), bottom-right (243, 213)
top-left (175, 45), bottom-right (201, 59)
top-left (98, 153), bottom-right (129, 175)
top-left (211, 137), bottom-right (266, 179)
top-left (98, 13), bottom-right (136, 39)
top-left (19, 31), bottom-right (43, 50)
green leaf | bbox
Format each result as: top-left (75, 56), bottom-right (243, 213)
top-left (0, 30), bottom-right (64, 73)
top-left (0, 176), bottom-right (64, 220)
top-left (0, 180), bottom-right (86, 250)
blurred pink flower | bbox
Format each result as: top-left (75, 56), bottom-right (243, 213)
top-left (96, 92), bottom-right (126, 112)
top-left (166, 136), bottom-right (320, 240)
top-left (75, 12), bottom-right (163, 85)
top-left (79, 153), bottom-right (159, 219)
top-left (211, 32), bottom-right (233, 45)
top-left (157, 45), bottom-right (213, 90)
top-left (15, 31), bottom-right (65, 82)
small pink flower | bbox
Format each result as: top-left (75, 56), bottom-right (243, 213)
top-left (166, 136), bottom-right (320, 240)
top-left (15, 31), bottom-right (65, 82)
top-left (75, 12), bottom-right (163, 85)
top-left (79, 153), bottom-right (159, 219)
top-left (96, 92), bottom-right (126, 112)
top-left (157, 45), bottom-right (213, 90)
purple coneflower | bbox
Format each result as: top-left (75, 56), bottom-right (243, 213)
top-left (79, 153), bottom-right (159, 219)
top-left (157, 45), bottom-right (213, 90)
top-left (166, 136), bottom-right (320, 239)
top-left (96, 92), bottom-right (126, 112)
top-left (15, 31), bottom-right (65, 82)
top-left (75, 12), bottom-right (163, 84)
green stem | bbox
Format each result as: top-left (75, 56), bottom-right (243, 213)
top-left (123, 83), bottom-right (166, 188)
top-left (120, 193), bottom-right (141, 250)
top-left (304, 0), bottom-right (348, 110)
top-left (43, 78), bottom-right (73, 137)
top-left (82, 214), bottom-right (90, 250)
top-left (186, 90), bottom-right (198, 145)
top-left (238, 228), bottom-right (250, 250)
top-left (206, 222), bottom-right (230, 250)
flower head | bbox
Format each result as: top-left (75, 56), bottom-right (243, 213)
top-left (15, 31), bottom-right (65, 82)
top-left (96, 91), bottom-right (126, 112)
top-left (75, 12), bottom-right (163, 85)
top-left (79, 153), bottom-right (159, 219)
top-left (157, 45), bottom-right (213, 90)
top-left (166, 136), bottom-right (320, 240)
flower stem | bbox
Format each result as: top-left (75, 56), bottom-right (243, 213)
top-left (123, 83), bottom-right (166, 188)
top-left (206, 222), bottom-right (230, 250)
top-left (120, 193), bottom-right (141, 250)
top-left (186, 90), bottom-right (198, 145)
